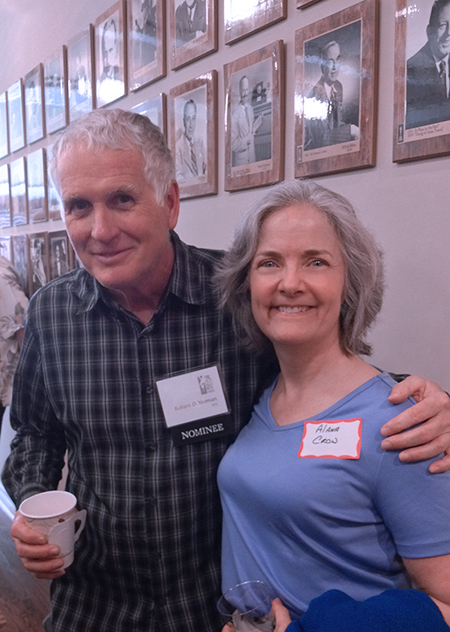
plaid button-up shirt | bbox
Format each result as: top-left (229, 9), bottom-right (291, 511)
top-left (3, 233), bottom-right (276, 632)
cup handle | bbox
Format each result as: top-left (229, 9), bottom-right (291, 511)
top-left (73, 509), bottom-right (87, 543)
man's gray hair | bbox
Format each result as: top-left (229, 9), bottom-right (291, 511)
top-left (214, 179), bottom-right (384, 356)
top-left (50, 108), bottom-right (175, 206)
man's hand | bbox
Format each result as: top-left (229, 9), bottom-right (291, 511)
top-left (381, 376), bottom-right (450, 473)
top-left (11, 512), bottom-right (65, 579)
top-left (221, 598), bottom-right (291, 632)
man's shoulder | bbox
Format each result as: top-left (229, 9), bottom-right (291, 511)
top-left (28, 268), bottom-right (93, 309)
top-left (408, 43), bottom-right (434, 69)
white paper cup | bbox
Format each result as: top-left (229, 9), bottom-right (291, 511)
top-left (19, 490), bottom-right (87, 568)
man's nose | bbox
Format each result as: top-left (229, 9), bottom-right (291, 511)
top-left (91, 205), bottom-right (117, 241)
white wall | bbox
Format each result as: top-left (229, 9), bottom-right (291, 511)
top-left (0, 0), bottom-right (449, 389)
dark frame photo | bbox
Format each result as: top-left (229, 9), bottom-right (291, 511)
top-left (49, 230), bottom-right (71, 280)
top-left (28, 231), bottom-right (49, 297)
top-left (128, 0), bottom-right (166, 91)
top-left (393, 0), bottom-right (450, 162)
top-left (294, 0), bottom-right (379, 178)
top-left (11, 235), bottom-right (29, 296)
top-left (95, 0), bottom-right (127, 107)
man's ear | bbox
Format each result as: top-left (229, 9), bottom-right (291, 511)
top-left (166, 180), bottom-right (180, 230)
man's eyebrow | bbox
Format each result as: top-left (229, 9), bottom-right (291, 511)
top-left (62, 195), bottom-right (88, 207)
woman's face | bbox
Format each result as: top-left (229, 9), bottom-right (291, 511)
top-left (249, 203), bottom-right (345, 353)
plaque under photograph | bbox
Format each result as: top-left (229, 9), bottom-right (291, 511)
top-left (131, 94), bottom-right (167, 136)
top-left (49, 230), bottom-right (71, 280)
top-left (0, 164), bottom-right (11, 228)
top-left (44, 47), bottom-right (68, 135)
top-left (224, 40), bottom-right (285, 192)
top-left (224, 0), bottom-right (286, 45)
top-left (294, 0), bottom-right (379, 178)
top-left (45, 144), bottom-right (62, 221)
top-left (169, 0), bottom-right (217, 70)
top-left (7, 79), bottom-right (26, 152)
top-left (95, 0), bottom-right (127, 107)
top-left (11, 235), bottom-right (29, 295)
top-left (67, 25), bottom-right (95, 122)
top-left (10, 157), bottom-right (28, 226)
top-left (169, 71), bottom-right (218, 199)
top-left (393, 0), bottom-right (450, 162)
top-left (28, 231), bottom-right (49, 296)
top-left (24, 64), bottom-right (45, 144)
top-left (27, 148), bottom-right (48, 223)
top-left (0, 92), bottom-right (9, 159)
top-left (128, 0), bottom-right (166, 91)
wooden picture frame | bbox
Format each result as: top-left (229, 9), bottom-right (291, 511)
top-left (224, 40), bottom-right (285, 192)
top-left (44, 46), bottom-right (69, 135)
top-left (28, 231), bottom-right (49, 296)
top-left (24, 64), bottom-right (45, 144)
top-left (45, 144), bottom-right (62, 221)
top-left (0, 164), bottom-right (11, 228)
top-left (393, 0), bottom-right (450, 162)
top-left (169, 71), bottom-right (218, 199)
top-left (0, 236), bottom-right (12, 262)
top-left (67, 25), bottom-right (96, 122)
top-left (128, 0), bottom-right (166, 91)
top-left (169, 0), bottom-right (217, 70)
top-left (297, 0), bottom-right (324, 9)
top-left (10, 157), bottom-right (28, 226)
top-left (27, 148), bottom-right (48, 223)
top-left (7, 79), bottom-right (26, 152)
top-left (294, 0), bottom-right (379, 178)
top-left (49, 230), bottom-right (71, 280)
top-left (11, 235), bottom-right (29, 296)
top-left (0, 92), bottom-right (9, 159)
top-left (95, 0), bottom-right (127, 107)
top-left (132, 93), bottom-right (167, 137)
top-left (224, 0), bottom-right (286, 45)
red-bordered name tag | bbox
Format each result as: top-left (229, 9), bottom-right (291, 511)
top-left (298, 418), bottom-right (362, 459)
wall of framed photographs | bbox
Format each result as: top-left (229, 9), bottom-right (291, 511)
top-left (0, 0), bottom-right (449, 389)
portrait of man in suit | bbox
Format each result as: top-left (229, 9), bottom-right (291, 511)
top-left (406, 0), bottom-right (450, 129)
top-left (175, 98), bottom-right (206, 181)
top-left (175, 0), bottom-right (206, 48)
top-left (231, 75), bottom-right (264, 167)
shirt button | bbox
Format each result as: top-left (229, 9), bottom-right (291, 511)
top-left (147, 441), bottom-right (157, 451)
top-left (145, 385), bottom-right (153, 394)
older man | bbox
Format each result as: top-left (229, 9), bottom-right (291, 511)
top-left (3, 109), bottom-right (450, 632)
top-left (406, 0), bottom-right (450, 129)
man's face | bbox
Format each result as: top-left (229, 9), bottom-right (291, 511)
top-left (239, 77), bottom-right (250, 105)
top-left (428, 4), bottom-right (450, 60)
top-left (59, 144), bottom-right (179, 301)
top-left (183, 103), bottom-right (196, 141)
top-left (321, 43), bottom-right (341, 86)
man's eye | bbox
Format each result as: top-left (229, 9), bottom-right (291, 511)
top-left (66, 200), bottom-right (89, 215)
top-left (115, 194), bottom-right (133, 205)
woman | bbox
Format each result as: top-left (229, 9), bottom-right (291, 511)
top-left (215, 180), bottom-right (450, 631)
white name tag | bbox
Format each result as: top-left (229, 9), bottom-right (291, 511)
top-left (298, 418), bottom-right (362, 459)
top-left (156, 365), bottom-right (229, 428)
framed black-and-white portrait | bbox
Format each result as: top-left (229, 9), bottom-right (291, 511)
top-left (169, 71), bottom-right (217, 199)
top-left (7, 79), bottom-right (26, 152)
top-left (0, 236), bottom-right (11, 262)
top-left (95, 0), bottom-right (127, 107)
top-left (128, 0), bottom-right (166, 91)
top-left (393, 0), bottom-right (450, 162)
top-left (11, 235), bottom-right (29, 295)
top-left (67, 26), bottom-right (95, 121)
top-left (224, 0), bottom-right (286, 45)
top-left (10, 157), bottom-right (28, 227)
top-left (45, 144), bottom-right (62, 221)
top-left (27, 148), bottom-right (48, 223)
top-left (169, 0), bottom-right (217, 70)
top-left (44, 47), bottom-right (68, 135)
top-left (49, 230), bottom-right (71, 280)
top-left (24, 64), bottom-right (45, 144)
top-left (294, 0), bottom-right (379, 178)
top-left (0, 164), bottom-right (11, 228)
top-left (132, 94), bottom-right (167, 136)
top-left (28, 231), bottom-right (49, 296)
top-left (0, 92), bottom-right (9, 159)
top-left (224, 40), bottom-right (285, 192)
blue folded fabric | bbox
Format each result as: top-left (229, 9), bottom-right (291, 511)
top-left (286, 589), bottom-right (450, 632)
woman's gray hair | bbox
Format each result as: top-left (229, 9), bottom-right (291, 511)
top-left (50, 108), bottom-right (175, 205)
top-left (215, 179), bottom-right (384, 356)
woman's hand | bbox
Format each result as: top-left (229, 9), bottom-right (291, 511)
top-left (221, 598), bottom-right (292, 632)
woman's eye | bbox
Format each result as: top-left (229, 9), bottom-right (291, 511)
top-left (311, 259), bottom-right (326, 267)
top-left (261, 260), bottom-right (275, 268)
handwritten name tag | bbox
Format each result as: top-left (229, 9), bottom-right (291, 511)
top-left (298, 418), bottom-right (362, 459)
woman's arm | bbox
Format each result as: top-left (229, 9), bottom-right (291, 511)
top-left (403, 554), bottom-right (450, 625)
